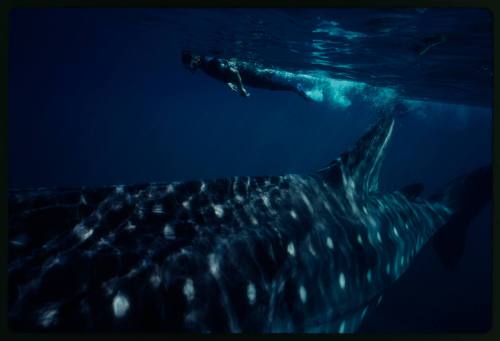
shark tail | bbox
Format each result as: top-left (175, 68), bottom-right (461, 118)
top-left (429, 165), bottom-right (492, 268)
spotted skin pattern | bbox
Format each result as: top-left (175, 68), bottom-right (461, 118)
top-left (8, 117), bottom-right (458, 332)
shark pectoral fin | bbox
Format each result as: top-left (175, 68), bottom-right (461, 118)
top-left (316, 117), bottom-right (395, 191)
top-left (399, 182), bottom-right (424, 200)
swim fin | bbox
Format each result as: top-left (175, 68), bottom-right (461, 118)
top-left (227, 83), bottom-right (250, 97)
top-left (227, 82), bottom-right (239, 93)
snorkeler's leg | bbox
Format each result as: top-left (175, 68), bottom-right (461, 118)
top-left (227, 82), bottom-right (239, 93)
top-left (229, 67), bottom-right (250, 97)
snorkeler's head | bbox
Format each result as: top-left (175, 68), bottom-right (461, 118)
top-left (181, 50), bottom-right (192, 66)
top-left (181, 50), bottom-right (201, 70)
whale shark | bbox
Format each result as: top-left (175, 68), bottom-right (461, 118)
top-left (8, 116), bottom-right (491, 332)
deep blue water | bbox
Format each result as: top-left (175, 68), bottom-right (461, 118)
top-left (8, 8), bottom-right (492, 332)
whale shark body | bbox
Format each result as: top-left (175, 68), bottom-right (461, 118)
top-left (8, 117), bottom-right (491, 332)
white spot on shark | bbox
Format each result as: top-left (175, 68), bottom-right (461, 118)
top-left (326, 237), bottom-right (334, 250)
top-left (150, 273), bottom-right (161, 288)
top-left (290, 210), bottom-right (298, 220)
top-left (377, 231), bottom-right (382, 243)
top-left (339, 320), bottom-right (346, 333)
top-left (262, 195), bottom-right (271, 208)
top-left (368, 215), bottom-right (377, 228)
top-left (315, 222), bottom-right (326, 231)
top-left (300, 192), bottom-right (314, 213)
top-left (136, 206), bottom-right (144, 220)
top-left (299, 285), bottom-right (307, 303)
top-left (184, 310), bottom-right (198, 326)
top-left (247, 283), bottom-right (256, 305)
top-left (208, 253), bottom-right (220, 278)
top-left (152, 204), bottom-right (164, 214)
top-left (182, 200), bottom-right (190, 209)
top-left (235, 195), bottom-right (244, 203)
top-left (111, 202), bottom-right (123, 211)
top-left (183, 278), bottom-right (195, 301)
top-left (126, 221), bottom-right (136, 231)
top-left (112, 293), bottom-right (130, 318)
top-left (361, 306), bottom-right (368, 319)
top-left (357, 234), bottom-right (363, 245)
top-left (44, 256), bottom-right (61, 269)
top-left (213, 204), bottom-right (224, 218)
top-left (10, 239), bottom-right (26, 247)
top-left (73, 223), bottom-right (93, 241)
top-left (393, 227), bottom-right (400, 238)
top-left (39, 308), bottom-right (58, 327)
top-left (339, 273), bottom-right (346, 289)
top-left (163, 224), bottom-right (175, 239)
top-left (80, 194), bottom-right (87, 205)
top-left (287, 242), bottom-right (296, 257)
top-left (366, 269), bottom-right (372, 282)
top-left (308, 240), bottom-right (317, 256)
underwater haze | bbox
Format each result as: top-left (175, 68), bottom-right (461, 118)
top-left (8, 8), bottom-right (492, 332)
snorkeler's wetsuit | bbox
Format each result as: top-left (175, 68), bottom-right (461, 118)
top-left (199, 56), bottom-right (313, 100)
top-left (200, 57), bottom-right (238, 83)
top-left (235, 63), bottom-right (298, 92)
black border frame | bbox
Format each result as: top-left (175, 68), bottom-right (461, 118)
top-left (0, 0), bottom-right (497, 339)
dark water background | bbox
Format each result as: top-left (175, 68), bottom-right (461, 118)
top-left (8, 8), bottom-right (492, 332)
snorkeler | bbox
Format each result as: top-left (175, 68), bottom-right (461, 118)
top-left (181, 50), bottom-right (319, 101)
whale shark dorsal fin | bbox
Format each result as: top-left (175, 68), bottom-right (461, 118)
top-left (318, 116), bottom-right (395, 193)
top-left (340, 116), bottom-right (395, 193)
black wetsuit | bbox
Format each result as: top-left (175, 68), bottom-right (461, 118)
top-left (199, 56), bottom-right (312, 100)
top-left (234, 63), bottom-right (298, 92)
top-left (199, 57), bottom-right (240, 84)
